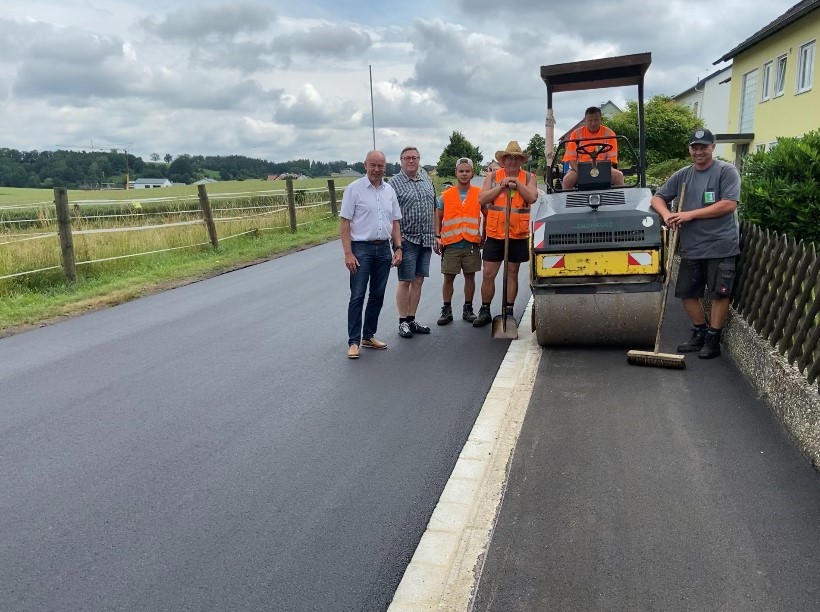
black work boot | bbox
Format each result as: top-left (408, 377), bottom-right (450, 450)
top-left (698, 330), bottom-right (722, 359)
top-left (677, 326), bottom-right (707, 352)
top-left (462, 304), bottom-right (476, 323)
top-left (472, 305), bottom-right (492, 327)
top-left (408, 320), bottom-right (431, 334)
top-left (437, 305), bottom-right (453, 325)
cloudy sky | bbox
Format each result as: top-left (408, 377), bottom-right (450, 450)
top-left (0, 0), bottom-right (800, 166)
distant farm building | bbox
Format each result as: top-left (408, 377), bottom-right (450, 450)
top-left (337, 168), bottom-right (363, 177)
top-left (131, 178), bottom-right (172, 189)
top-left (267, 173), bottom-right (310, 180)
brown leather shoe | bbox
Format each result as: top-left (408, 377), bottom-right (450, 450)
top-left (361, 337), bottom-right (388, 350)
top-left (347, 344), bottom-right (360, 359)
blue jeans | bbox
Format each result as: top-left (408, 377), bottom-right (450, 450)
top-left (348, 241), bottom-right (392, 346)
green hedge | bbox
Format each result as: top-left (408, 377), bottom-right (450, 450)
top-left (739, 129), bottom-right (820, 245)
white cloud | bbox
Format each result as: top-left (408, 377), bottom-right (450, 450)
top-left (0, 0), bottom-right (803, 164)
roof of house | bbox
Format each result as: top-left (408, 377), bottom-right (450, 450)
top-left (672, 65), bottom-right (732, 99)
top-left (133, 178), bottom-right (170, 184)
top-left (714, 0), bottom-right (819, 64)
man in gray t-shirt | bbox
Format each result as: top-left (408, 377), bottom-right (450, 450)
top-left (650, 128), bottom-right (741, 359)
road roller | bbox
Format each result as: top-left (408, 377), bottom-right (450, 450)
top-left (530, 52), bottom-right (666, 347)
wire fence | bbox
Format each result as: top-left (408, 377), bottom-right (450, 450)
top-left (0, 180), bottom-right (342, 283)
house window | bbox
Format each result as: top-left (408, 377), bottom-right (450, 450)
top-left (774, 54), bottom-right (787, 97)
top-left (760, 61), bottom-right (772, 101)
top-left (739, 69), bottom-right (758, 133)
top-left (768, 141), bottom-right (777, 150)
top-left (755, 144), bottom-right (766, 152)
top-left (796, 40), bottom-right (815, 93)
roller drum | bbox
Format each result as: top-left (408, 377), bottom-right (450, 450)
top-left (534, 291), bottom-right (662, 347)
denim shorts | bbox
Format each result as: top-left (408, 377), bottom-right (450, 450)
top-left (675, 257), bottom-right (737, 299)
top-left (397, 240), bottom-right (432, 281)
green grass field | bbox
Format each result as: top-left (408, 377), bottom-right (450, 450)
top-left (0, 177), bottom-right (356, 207)
top-left (0, 179), bottom-right (352, 334)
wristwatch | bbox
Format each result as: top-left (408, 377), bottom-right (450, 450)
top-left (393, 243), bottom-right (403, 252)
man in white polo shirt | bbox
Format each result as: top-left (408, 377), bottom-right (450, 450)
top-left (340, 150), bottom-right (404, 359)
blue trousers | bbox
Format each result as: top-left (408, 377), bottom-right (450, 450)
top-left (348, 241), bottom-right (392, 346)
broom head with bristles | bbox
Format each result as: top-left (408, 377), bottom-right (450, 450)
top-left (626, 349), bottom-right (686, 369)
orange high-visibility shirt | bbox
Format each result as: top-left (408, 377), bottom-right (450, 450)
top-left (440, 186), bottom-right (482, 245)
top-left (485, 169), bottom-right (530, 240)
top-left (562, 125), bottom-right (618, 165)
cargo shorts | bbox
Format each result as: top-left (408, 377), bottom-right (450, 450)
top-left (675, 256), bottom-right (737, 300)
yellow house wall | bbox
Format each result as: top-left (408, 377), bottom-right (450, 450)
top-left (726, 13), bottom-right (819, 147)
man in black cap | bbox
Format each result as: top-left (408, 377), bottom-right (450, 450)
top-left (650, 129), bottom-right (741, 359)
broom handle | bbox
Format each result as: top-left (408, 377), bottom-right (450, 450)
top-left (652, 182), bottom-right (686, 353)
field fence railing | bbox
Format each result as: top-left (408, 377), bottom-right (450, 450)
top-left (0, 179), bottom-right (343, 282)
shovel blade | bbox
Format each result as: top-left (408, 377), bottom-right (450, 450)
top-left (491, 314), bottom-right (518, 339)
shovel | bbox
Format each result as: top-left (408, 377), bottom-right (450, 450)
top-left (492, 188), bottom-right (519, 339)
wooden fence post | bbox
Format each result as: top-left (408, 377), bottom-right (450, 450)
top-left (54, 187), bottom-right (76, 282)
top-left (327, 179), bottom-right (338, 217)
top-left (286, 178), bottom-right (297, 232)
top-left (197, 184), bottom-right (219, 248)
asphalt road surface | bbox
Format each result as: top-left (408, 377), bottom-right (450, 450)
top-left (473, 291), bottom-right (820, 611)
top-left (0, 240), bottom-right (530, 612)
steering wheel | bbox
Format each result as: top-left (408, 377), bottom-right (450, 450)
top-left (576, 142), bottom-right (613, 160)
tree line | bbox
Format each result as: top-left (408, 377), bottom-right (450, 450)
top-left (0, 148), bottom-right (402, 190)
top-left (1, 96), bottom-right (703, 190)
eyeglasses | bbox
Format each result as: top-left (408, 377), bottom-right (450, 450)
top-left (401, 156), bottom-right (420, 161)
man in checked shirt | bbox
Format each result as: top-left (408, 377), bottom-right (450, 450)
top-left (390, 146), bottom-right (437, 338)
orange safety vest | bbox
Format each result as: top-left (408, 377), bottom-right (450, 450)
top-left (562, 125), bottom-right (618, 165)
top-left (440, 186), bottom-right (482, 246)
top-left (485, 169), bottom-right (530, 240)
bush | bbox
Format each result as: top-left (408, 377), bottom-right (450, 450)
top-left (740, 129), bottom-right (820, 245)
top-left (646, 158), bottom-right (690, 186)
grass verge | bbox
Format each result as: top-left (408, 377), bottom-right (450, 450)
top-left (0, 217), bottom-right (340, 337)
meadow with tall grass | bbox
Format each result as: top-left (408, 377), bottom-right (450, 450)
top-left (0, 178), bottom-right (354, 331)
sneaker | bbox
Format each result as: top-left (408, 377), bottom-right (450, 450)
top-left (399, 321), bottom-right (413, 338)
top-left (408, 320), bottom-right (431, 334)
top-left (698, 332), bottom-right (721, 359)
top-left (437, 306), bottom-right (453, 325)
top-left (462, 305), bottom-right (476, 323)
top-left (362, 337), bottom-right (388, 350)
top-left (676, 327), bottom-right (707, 352)
top-left (472, 305), bottom-right (492, 327)
top-left (347, 344), bottom-right (360, 359)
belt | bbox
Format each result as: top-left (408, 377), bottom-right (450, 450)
top-left (354, 239), bottom-right (389, 244)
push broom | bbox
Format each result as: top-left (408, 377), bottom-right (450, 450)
top-left (627, 182), bottom-right (687, 369)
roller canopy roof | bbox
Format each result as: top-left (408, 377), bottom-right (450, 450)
top-left (540, 53), bottom-right (651, 93)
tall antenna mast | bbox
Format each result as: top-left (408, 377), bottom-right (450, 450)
top-left (369, 65), bottom-right (376, 150)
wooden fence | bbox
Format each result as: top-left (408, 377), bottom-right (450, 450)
top-left (733, 221), bottom-right (820, 394)
top-left (1, 178), bottom-right (340, 283)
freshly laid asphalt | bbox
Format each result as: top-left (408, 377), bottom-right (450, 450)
top-left (0, 240), bottom-right (529, 612)
top-left (2, 234), bottom-right (819, 612)
top-left (473, 288), bottom-right (820, 611)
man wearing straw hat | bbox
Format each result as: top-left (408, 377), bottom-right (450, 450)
top-left (473, 141), bottom-right (538, 327)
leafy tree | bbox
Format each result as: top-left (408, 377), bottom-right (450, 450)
top-left (436, 131), bottom-right (483, 178)
top-left (739, 129), bottom-right (820, 244)
top-left (168, 154), bottom-right (194, 184)
top-left (163, 153), bottom-right (173, 163)
top-left (150, 153), bottom-right (161, 162)
top-left (525, 133), bottom-right (546, 173)
top-left (607, 95), bottom-right (703, 169)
